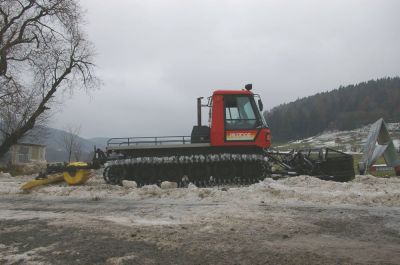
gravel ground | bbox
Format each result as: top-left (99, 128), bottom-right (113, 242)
top-left (1, 173), bottom-right (400, 264)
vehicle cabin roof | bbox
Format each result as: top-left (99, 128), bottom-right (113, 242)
top-left (212, 90), bottom-right (253, 96)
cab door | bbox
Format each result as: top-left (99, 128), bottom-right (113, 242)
top-left (224, 95), bottom-right (259, 143)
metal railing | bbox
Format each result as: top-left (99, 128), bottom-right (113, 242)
top-left (107, 136), bottom-right (191, 147)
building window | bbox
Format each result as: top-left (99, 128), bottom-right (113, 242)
top-left (18, 146), bottom-right (30, 163)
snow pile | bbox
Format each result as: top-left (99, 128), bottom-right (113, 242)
top-left (387, 122), bottom-right (400, 131)
top-left (0, 171), bottom-right (12, 178)
top-left (160, 181), bottom-right (178, 189)
top-left (0, 174), bottom-right (33, 195)
top-left (241, 175), bottom-right (400, 206)
top-left (393, 139), bottom-right (400, 150)
top-left (1, 173), bottom-right (400, 207)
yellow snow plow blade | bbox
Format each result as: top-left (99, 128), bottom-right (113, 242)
top-left (63, 162), bottom-right (91, 185)
top-left (20, 173), bottom-right (64, 191)
top-left (20, 162), bottom-right (92, 190)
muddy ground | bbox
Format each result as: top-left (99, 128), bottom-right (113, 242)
top-left (1, 175), bottom-right (400, 264)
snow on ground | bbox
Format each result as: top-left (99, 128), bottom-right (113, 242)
top-left (394, 139), bottom-right (400, 149)
top-left (0, 244), bottom-right (53, 265)
top-left (1, 172), bottom-right (400, 208)
top-left (2, 172), bottom-right (400, 264)
top-left (280, 122), bottom-right (400, 152)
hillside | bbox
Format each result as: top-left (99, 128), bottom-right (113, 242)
top-left (16, 126), bottom-right (109, 162)
top-left (43, 128), bottom-right (108, 162)
top-left (275, 122), bottom-right (400, 153)
top-left (264, 77), bottom-right (400, 142)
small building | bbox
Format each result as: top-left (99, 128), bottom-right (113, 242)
top-left (10, 143), bottom-right (46, 165)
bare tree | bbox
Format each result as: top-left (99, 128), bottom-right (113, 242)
top-left (63, 125), bottom-right (81, 163)
top-left (0, 0), bottom-right (98, 159)
top-left (72, 135), bottom-right (82, 162)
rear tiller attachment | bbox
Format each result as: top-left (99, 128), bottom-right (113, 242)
top-left (265, 148), bottom-right (355, 182)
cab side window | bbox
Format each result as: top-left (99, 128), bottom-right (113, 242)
top-left (224, 96), bottom-right (257, 130)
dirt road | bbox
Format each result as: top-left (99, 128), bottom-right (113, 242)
top-left (1, 175), bottom-right (400, 264)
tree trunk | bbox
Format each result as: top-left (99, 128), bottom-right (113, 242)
top-left (0, 68), bottom-right (69, 159)
top-left (0, 106), bottom-right (45, 159)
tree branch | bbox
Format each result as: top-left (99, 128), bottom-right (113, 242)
top-left (0, 0), bottom-right (98, 159)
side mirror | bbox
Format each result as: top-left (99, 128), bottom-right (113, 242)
top-left (258, 99), bottom-right (263, 111)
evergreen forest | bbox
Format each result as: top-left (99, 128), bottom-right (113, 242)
top-left (264, 77), bottom-right (400, 142)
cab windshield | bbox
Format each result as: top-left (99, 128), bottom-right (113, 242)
top-left (224, 95), bottom-right (265, 130)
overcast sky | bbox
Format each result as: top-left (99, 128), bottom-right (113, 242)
top-left (50, 0), bottom-right (400, 138)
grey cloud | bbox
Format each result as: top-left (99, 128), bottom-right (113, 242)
top-left (51, 0), bottom-right (400, 138)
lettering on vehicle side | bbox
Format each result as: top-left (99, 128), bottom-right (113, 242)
top-left (226, 131), bottom-right (256, 141)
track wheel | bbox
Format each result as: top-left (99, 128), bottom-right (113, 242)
top-left (190, 163), bottom-right (210, 183)
top-left (214, 162), bottom-right (236, 181)
top-left (159, 164), bottom-right (182, 183)
top-left (133, 164), bottom-right (158, 186)
top-left (104, 166), bottom-right (123, 185)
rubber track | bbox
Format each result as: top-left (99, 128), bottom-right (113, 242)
top-left (103, 153), bottom-right (270, 187)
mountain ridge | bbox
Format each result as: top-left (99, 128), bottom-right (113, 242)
top-left (264, 77), bottom-right (400, 142)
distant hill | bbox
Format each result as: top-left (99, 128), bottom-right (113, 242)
top-left (19, 127), bottom-right (109, 162)
top-left (264, 77), bottom-right (400, 142)
top-left (41, 127), bottom-right (105, 162)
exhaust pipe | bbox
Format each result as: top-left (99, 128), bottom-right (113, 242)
top-left (197, 97), bottom-right (203, 126)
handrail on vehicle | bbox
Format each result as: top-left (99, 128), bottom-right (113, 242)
top-left (107, 136), bottom-right (192, 147)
